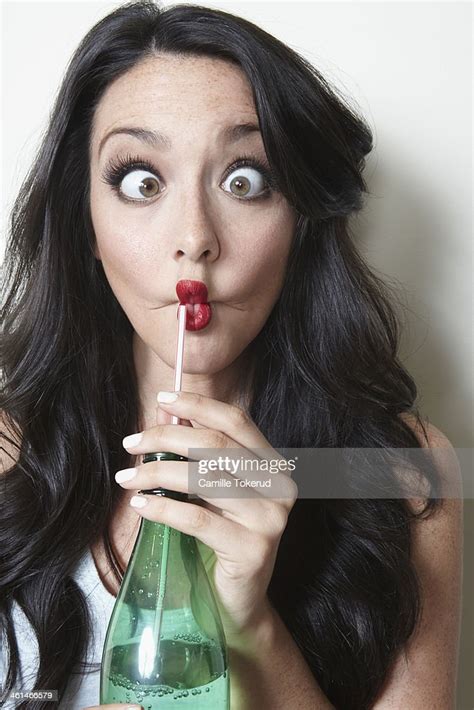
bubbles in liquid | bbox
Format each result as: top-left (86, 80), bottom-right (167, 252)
top-left (109, 671), bottom-right (226, 706)
top-left (103, 639), bottom-right (228, 707)
top-left (173, 631), bottom-right (203, 643)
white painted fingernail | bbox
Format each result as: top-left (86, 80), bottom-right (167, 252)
top-left (123, 432), bottom-right (143, 448)
top-left (115, 467), bottom-right (137, 483)
top-left (130, 495), bottom-right (148, 508)
top-left (157, 391), bottom-right (179, 403)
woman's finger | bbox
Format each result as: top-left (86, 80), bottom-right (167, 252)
top-left (128, 493), bottom-right (253, 557)
top-left (155, 403), bottom-right (192, 427)
top-left (157, 389), bottom-right (270, 452)
top-left (123, 421), bottom-right (239, 459)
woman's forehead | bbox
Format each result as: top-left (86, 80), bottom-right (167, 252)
top-left (91, 54), bottom-right (257, 147)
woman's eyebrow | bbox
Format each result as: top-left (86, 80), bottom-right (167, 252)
top-left (97, 121), bottom-right (261, 158)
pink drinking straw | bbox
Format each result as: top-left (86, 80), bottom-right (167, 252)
top-left (171, 304), bottom-right (187, 425)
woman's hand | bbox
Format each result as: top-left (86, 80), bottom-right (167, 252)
top-left (118, 390), bottom-right (298, 639)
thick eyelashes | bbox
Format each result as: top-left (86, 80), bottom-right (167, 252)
top-left (100, 152), bottom-right (277, 204)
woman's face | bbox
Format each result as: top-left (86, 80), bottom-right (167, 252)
top-left (90, 54), bottom-right (296, 375)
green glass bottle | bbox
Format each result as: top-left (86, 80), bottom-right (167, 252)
top-left (100, 452), bottom-right (230, 709)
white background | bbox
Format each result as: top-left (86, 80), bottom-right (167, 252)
top-left (1, 2), bottom-right (472, 706)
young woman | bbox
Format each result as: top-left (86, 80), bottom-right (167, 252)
top-left (0, 2), bottom-right (462, 709)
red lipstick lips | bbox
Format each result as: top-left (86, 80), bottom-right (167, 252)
top-left (176, 279), bottom-right (212, 331)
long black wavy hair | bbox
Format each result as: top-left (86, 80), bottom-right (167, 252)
top-left (0, 2), bottom-right (441, 708)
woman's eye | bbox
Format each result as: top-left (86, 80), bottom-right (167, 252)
top-left (221, 166), bottom-right (268, 199)
top-left (120, 169), bottom-right (161, 200)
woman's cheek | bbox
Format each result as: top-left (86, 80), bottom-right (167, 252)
top-left (93, 230), bottom-right (165, 315)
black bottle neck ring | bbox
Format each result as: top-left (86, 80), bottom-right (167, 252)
top-left (139, 451), bottom-right (189, 502)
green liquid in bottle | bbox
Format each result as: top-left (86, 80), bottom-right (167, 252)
top-left (100, 452), bottom-right (230, 709)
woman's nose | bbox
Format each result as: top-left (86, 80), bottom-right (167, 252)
top-left (175, 233), bottom-right (219, 262)
top-left (172, 191), bottom-right (220, 263)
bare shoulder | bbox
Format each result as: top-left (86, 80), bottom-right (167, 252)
top-left (398, 412), bottom-right (463, 505)
top-left (399, 411), bottom-right (454, 449)
top-left (397, 410), bottom-right (463, 565)
top-left (0, 410), bottom-right (22, 475)
top-left (398, 411), bottom-right (463, 538)
top-left (372, 413), bottom-right (463, 708)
